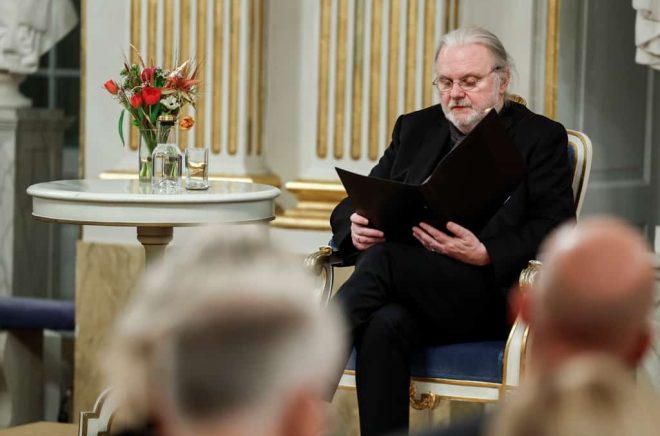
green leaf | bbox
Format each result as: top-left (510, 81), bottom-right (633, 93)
top-left (149, 103), bottom-right (161, 125)
top-left (118, 109), bottom-right (126, 147)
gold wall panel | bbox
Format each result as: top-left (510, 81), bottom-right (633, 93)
top-left (316, 0), bottom-right (449, 163)
top-left (126, 0), bottom-right (265, 158)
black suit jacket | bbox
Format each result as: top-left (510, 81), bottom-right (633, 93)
top-left (331, 102), bottom-right (575, 291)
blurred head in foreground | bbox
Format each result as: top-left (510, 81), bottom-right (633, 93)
top-left (104, 225), bottom-right (345, 436)
top-left (488, 355), bottom-right (660, 436)
top-left (520, 216), bottom-right (654, 373)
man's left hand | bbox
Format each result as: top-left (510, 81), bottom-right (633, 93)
top-left (412, 221), bottom-right (491, 266)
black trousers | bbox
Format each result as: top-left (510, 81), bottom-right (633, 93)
top-left (334, 242), bottom-right (508, 436)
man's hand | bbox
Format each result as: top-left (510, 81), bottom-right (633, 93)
top-left (351, 213), bottom-right (385, 250)
top-left (412, 221), bottom-right (491, 266)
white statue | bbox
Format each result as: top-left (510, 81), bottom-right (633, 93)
top-left (0, 0), bottom-right (78, 107)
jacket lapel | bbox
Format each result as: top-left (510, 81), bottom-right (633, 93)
top-left (407, 113), bottom-right (450, 184)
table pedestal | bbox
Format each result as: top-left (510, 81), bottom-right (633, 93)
top-left (136, 226), bottom-right (174, 265)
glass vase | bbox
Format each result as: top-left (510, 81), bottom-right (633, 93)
top-left (138, 129), bottom-right (157, 183)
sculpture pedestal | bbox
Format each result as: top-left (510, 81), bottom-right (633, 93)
top-left (0, 108), bottom-right (67, 428)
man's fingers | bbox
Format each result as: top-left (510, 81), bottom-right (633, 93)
top-left (446, 221), bottom-right (471, 238)
top-left (350, 212), bottom-right (370, 225)
top-left (360, 227), bottom-right (384, 238)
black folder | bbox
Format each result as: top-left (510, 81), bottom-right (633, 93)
top-left (336, 109), bottom-right (526, 242)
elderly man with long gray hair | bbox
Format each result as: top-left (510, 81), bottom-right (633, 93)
top-left (103, 226), bottom-right (345, 436)
top-left (330, 26), bottom-right (575, 435)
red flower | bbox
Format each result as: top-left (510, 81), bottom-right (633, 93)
top-left (141, 87), bottom-right (161, 105)
top-left (103, 80), bottom-right (118, 94)
top-left (141, 67), bottom-right (156, 84)
top-left (130, 93), bottom-right (143, 108)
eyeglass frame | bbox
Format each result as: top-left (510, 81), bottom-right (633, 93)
top-left (432, 66), bottom-right (503, 93)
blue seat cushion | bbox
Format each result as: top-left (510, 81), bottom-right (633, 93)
top-left (0, 297), bottom-right (75, 331)
top-left (345, 341), bottom-right (506, 383)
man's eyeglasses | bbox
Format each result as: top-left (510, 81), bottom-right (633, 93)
top-left (432, 66), bottom-right (501, 93)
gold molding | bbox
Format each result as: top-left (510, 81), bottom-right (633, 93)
top-left (79, 0), bottom-right (86, 178)
top-left (164, 0), bottom-right (174, 68)
top-left (212, 0), bottom-right (225, 154)
top-left (423, 0), bottom-right (436, 108)
top-left (179, 0), bottom-right (191, 151)
top-left (452, 0), bottom-right (459, 30)
top-left (333, 0), bottom-right (349, 160)
top-left (317, 0), bottom-right (331, 159)
top-left (247, 0), bottom-right (256, 155)
top-left (228, 0), bottom-right (241, 155)
top-left (147, 0), bottom-right (157, 63)
top-left (368, 0), bottom-right (383, 161)
top-left (405, 0), bottom-right (418, 113)
top-left (272, 179), bottom-right (346, 230)
top-left (129, 0), bottom-right (141, 152)
top-left (444, 0), bottom-right (450, 33)
top-left (544, 0), bottom-right (560, 119)
top-left (195, 0), bottom-right (207, 150)
top-left (350, 0), bottom-right (365, 160)
top-left (387, 0), bottom-right (401, 133)
top-left (256, 0), bottom-right (265, 156)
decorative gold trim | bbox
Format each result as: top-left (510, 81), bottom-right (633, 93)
top-left (179, 0), bottom-right (191, 151)
top-left (98, 169), bottom-right (281, 187)
top-left (247, 0), bottom-right (256, 155)
top-left (452, 0), bottom-right (459, 30)
top-left (228, 0), bottom-right (241, 155)
top-left (404, 0), bottom-right (418, 113)
top-left (195, 0), bottom-right (207, 150)
top-left (147, 0), bottom-right (157, 63)
top-left (423, 0), bottom-right (436, 108)
top-left (520, 325), bottom-right (531, 381)
top-left (368, 0), bottom-right (383, 161)
top-left (350, 0), bottom-right (365, 160)
top-left (333, 0), bottom-right (349, 160)
top-left (164, 0), bottom-right (174, 68)
top-left (79, 390), bottom-right (109, 436)
top-left (443, 0), bottom-right (450, 33)
top-left (272, 179), bottom-right (346, 230)
top-left (212, 0), bottom-right (225, 154)
top-left (544, 0), bottom-right (560, 119)
top-left (257, 0), bottom-right (265, 156)
top-left (409, 382), bottom-right (440, 410)
top-left (317, 0), bottom-right (331, 159)
top-left (387, 0), bottom-right (401, 132)
top-left (129, 0), bottom-right (141, 152)
top-left (79, 0), bottom-right (86, 178)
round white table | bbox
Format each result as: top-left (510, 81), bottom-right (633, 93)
top-left (27, 179), bottom-right (280, 264)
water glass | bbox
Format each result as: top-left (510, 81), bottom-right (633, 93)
top-left (185, 147), bottom-right (209, 190)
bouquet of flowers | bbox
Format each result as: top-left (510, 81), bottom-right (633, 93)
top-left (103, 51), bottom-right (199, 179)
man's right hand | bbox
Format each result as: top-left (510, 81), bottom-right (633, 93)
top-left (350, 213), bottom-right (385, 250)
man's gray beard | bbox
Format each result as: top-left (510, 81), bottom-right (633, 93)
top-left (443, 107), bottom-right (486, 132)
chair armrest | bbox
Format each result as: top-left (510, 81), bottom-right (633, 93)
top-left (518, 260), bottom-right (543, 289)
top-left (304, 246), bottom-right (338, 306)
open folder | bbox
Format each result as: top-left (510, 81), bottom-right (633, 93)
top-left (336, 109), bottom-right (526, 243)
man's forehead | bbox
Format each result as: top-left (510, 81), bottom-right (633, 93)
top-left (436, 43), bottom-right (494, 75)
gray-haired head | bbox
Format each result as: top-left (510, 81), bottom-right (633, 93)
top-left (104, 225), bottom-right (345, 433)
top-left (435, 26), bottom-right (515, 84)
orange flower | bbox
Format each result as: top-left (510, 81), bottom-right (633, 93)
top-left (179, 116), bottom-right (195, 130)
top-left (103, 80), bottom-right (118, 94)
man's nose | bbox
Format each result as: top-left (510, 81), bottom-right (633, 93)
top-left (449, 82), bottom-right (465, 98)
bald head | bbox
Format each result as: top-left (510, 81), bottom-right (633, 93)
top-left (527, 217), bottom-right (654, 369)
